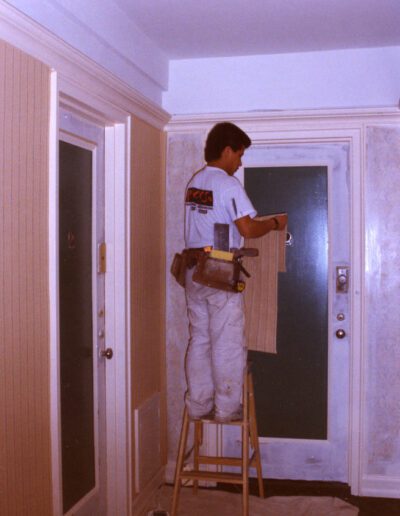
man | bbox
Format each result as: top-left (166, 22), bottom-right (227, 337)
top-left (184, 122), bottom-right (287, 422)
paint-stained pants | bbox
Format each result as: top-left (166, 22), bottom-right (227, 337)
top-left (185, 268), bottom-right (247, 419)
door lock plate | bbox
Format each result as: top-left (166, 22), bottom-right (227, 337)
top-left (98, 242), bottom-right (106, 274)
top-left (336, 266), bottom-right (349, 293)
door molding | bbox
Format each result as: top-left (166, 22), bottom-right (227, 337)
top-left (50, 89), bottom-right (132, 514)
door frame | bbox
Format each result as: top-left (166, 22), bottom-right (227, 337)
top-left (49, 73), bottom-right (132, 514)
top-left (193, 125), bottom-right (363, 493)
top-left (237, 144), bottom-right (350, 478)
top-left (240, 127), bottom-right (363, 493)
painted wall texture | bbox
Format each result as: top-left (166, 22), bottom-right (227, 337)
top-left (166, 132), bottom-right (205, 462)
top-left (365, 126), bottom-right (400, 477)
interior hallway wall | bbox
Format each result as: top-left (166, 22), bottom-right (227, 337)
top-left (165, 131), bottom-right (205, 465)
top-left (364, 125), bottom-right (400, 483)
top-left (163, 46), bottom-right (400, 114)
top-left (130, 116), bottom-right (167, 497)
top-left (0, 40), bottom-right (52, 515)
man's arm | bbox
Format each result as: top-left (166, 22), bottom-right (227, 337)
top-left (235, 214), bottom-right (287, 239)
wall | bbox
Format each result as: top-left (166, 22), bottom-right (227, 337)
top-left (0, 40), bottom-right (52, 515)
top-left (5, 0), bottom-right (168, 105)
top-left (163, 46), bottom-right (400, 114)
top-left (130, 116), bottom-right (167, 500)
top-left (165, 131), bottom-right (206, 465)
top-left (363, 125), bottom-right (400, 493)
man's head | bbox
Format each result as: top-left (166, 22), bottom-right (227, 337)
top-left (204, 122), bottom-right (251, 163)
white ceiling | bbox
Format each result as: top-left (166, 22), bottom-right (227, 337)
top-left (115, 0), bottom-right (400, 59)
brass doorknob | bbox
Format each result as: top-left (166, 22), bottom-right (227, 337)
top-left (336, 329), bottom-right (346, 339)
top-left (100, 348), bottom-right (113, 359)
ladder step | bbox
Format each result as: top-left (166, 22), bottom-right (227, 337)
top-left (191, 416), bottom-right (244, 426)
top-left (198, 452), bottom-right (258, 467)
top-left (179, 470), bottom-right (244, 485)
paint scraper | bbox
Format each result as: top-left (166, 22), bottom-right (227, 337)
top-left (214, 223), bottom-right (230, 251)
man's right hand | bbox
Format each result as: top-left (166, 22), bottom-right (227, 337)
top-left (274, 213), bottom-right (288, 230)
top-left (235, 213), bottom-right (288, 238)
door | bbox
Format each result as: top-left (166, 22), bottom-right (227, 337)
top-left (231, 142), bottom-right (351, 481)
top-left (59, 109), bottom-right (107, 514)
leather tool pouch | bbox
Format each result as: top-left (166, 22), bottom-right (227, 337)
top-left (171, 252), bottom-right (187, 287)
top-left (192, 254), bottom-right (244, 293)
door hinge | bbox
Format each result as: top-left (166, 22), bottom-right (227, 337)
top-left (98, 242), bottom-right (106, 274)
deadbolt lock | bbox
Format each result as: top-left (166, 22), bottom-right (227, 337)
top-left (336, 266), bottom-right (349, 293)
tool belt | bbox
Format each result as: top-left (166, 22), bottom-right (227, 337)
top-left (171, 247), bottom-right (258, 292)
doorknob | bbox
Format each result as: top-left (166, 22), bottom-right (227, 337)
top-left (100, 348), bottom-right (113, 359)
top-left (335, 329), bottom-right (346, 339)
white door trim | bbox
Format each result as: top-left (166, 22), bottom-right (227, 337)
top-left (49, 82), bottom-right (132, 514)
top-left (49, 70), bottom-right (62, 516)
top-left (104, 120), bottom-right (132, 516)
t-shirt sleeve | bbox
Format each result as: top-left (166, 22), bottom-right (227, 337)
top-left (224, 181), bottom-right (257, 221)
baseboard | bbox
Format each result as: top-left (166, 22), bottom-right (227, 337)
top-left (132, 465), bottom-right (165, 516)
top-left (359, 474), bottom-right (400, 499)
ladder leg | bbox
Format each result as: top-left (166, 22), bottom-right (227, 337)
top-left (241, 368), bottom-right (249, 516)
top-left (171, 407), bottom-right (190, 516)
top-left (193, 420), bottom-right (202, 494)
top-left (248, 373), bottom-right (264, 498)
top-left (242, 416), bottom-right (249, 516)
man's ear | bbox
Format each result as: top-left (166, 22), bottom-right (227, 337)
top-left (221, 146), bottom-right (232, 158)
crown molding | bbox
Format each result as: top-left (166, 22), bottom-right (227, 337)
top-left (166, 105), bottom-right (400, 132)
top-left (0, 0), bottom-right (170, 128)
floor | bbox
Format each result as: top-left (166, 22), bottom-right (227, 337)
top-left (157, 484), bottom-right (358, 515)
top-left (155, 478), bottom-right (400, 516)
top-left (234, 478), bottom-right (400, 516)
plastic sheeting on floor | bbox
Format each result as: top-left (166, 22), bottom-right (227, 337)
top-left (153, 485), bottom-right (359, 516)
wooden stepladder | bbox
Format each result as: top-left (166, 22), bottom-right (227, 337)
top-left (171, 366), bottom-right (264, 516)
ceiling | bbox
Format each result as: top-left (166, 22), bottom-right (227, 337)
top-left (115, 0), bottom-right (400, 59)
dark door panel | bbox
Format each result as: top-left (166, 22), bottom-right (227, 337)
top-left (59, 141), bottom-right (95, 512)
top-left (245, 166), bottom-right (328, 439)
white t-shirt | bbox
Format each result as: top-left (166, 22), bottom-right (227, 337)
top-left (185, 166), bottom-right (257, 249)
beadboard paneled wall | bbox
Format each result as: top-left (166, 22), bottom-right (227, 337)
top-left (0, 40), bottom-right (52, 515)
top-left (130, 116), bottom-right (166, 493)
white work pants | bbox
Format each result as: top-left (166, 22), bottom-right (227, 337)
top-left (185, 268), bottom-right (247, 419)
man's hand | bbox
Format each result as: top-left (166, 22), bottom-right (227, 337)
top-left (274, 214), bottom-right (288, 230)
top-left (235, 213), bottom-right (288, 239)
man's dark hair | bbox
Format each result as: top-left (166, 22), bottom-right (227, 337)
top-left (204, 122), bottom-right (251, 162)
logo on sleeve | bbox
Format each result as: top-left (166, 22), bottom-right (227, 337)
top-left (185, 187), bottom-right (213, 213)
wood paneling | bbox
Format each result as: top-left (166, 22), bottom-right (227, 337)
top-left (0, 41), bottom-right (51, 515)
top-left (130, 117), bottom-right (165, 407)
top-left (130, 116), bottom-right (166, 495)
